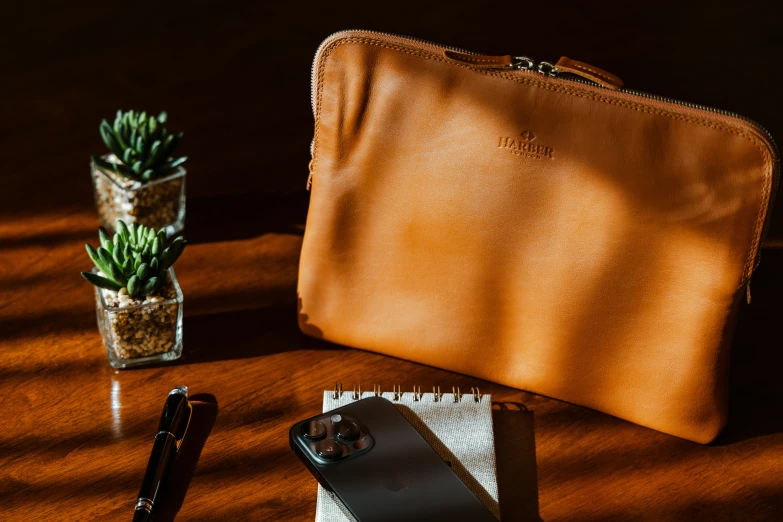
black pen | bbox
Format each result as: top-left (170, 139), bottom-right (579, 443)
top-left (133, 387), bottom-right (192, 522)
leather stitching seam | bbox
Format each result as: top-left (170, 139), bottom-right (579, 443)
top-left (455, 56), bottom-right (506, 64)
top-left (312, 37), bottom-right (773, 287)
top-left (565, 62), bottom-right (618, 84)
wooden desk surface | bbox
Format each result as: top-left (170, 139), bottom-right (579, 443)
top-left (3, 4), bottom-right (783, 520)
top-left (1, 202), bottom-right (782, 521)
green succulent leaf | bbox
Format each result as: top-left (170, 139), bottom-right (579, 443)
top-left (86, 244), bottom-right (111, 275)
top-left (128, 223), bottom-right (138, 244)
top-left (98, 109), bottom-right (185, 183)
top-left (122, 258), bottom-right (133, 277)
top-left (97, 247), bottom-right (115, 272)
top-left (122, 148), bottom-right (134, 165)
top-left (92, 155), bottom-right (119, 174)
top-left (116, 219), bottom-right (129, 240)
top-left (112, 116), bottom-right (128, 149)
top-left (146, 140), bottom-right (162, 166)
top-left (172, 156), bottom-right (187, 168)
top-left (159, 156), bottom-right (187, 173)
top-left (99, 121), bottom-right (124, 159)
top-left (161, 134), bottom-right (175, 155)
top-left (113, 244), bottom-right (125, 265)
top-left (127, 275), bottom-right (141, 298)
top-left (93, 155), bottom-right (140, 181)
top-left (83, 222), bottom-right (183, 296)
top-left (165, 132), bottom-right (184, 157)
top-left (108, 262), bottom-right (127, 286)
top-left (115, 162), bottom-right (140, 180)
top-left (161, 237), bottom-right (187, 269)
top-left (97, 228), bottom-right (110, 249)
top-left (140, 277), bottom-right (160, 296)
top-left (82, 272), bottom-right (123, 291)
top-left (99, 119), bottom-right (113, 139)
top-left (129, 127), bottom-right (138, 149)
top-left (137, 263), bottom-right (152, 281)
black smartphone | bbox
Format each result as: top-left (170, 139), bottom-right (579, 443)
top-left (289, 396), bottom-right (498, 522)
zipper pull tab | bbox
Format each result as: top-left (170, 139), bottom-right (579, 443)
top-left (444, 51), bottom-right (515, 69)
top-left (746, 279), bottom-right (752, 305)
top-left (553, 57), bottom-right (624, 90)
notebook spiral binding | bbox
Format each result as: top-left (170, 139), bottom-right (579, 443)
top-left (332, 382), bottom-right (483, 403)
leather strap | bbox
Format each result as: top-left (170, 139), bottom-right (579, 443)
top-left (444, 51), bottom-right (513, 68)
top-left (555, 56), bottom-right (624, 90)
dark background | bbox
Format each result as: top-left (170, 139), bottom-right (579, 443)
top-left (4, 1), bottom-right (783, 237)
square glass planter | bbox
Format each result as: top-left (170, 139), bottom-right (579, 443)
top-left (94, 267), bottom-right (184, 369)
top-left (91, 154), bottom-right (186, 236)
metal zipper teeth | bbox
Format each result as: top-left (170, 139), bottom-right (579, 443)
top-left (309, 31), bottom-right (779, 272)
top-left (310, 30), bottom-right (778, 157)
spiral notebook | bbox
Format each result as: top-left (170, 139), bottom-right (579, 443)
top-left (316, 384), bottom-right (500, 521)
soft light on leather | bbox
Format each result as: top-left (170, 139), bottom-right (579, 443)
top-left (298, 32), bottom-right (777, 443)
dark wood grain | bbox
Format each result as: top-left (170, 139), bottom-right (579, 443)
top-left (2, 2), bottom-right (782, 521)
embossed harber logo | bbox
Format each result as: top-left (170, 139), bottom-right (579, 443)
top-left (498, 130), bottom-right (554, 159)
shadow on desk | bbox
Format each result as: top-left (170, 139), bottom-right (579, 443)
top-left (152, 393), bottom-right (219, 522)
top-left (181, 302), bottom-right (331, 364)
top-left (715, 248), bottom-right (783, 445)
top-left (493, 402), bottom-right (543, 522)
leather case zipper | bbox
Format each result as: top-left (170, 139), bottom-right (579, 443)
top-left (308, 30), bottom-right (779, 288)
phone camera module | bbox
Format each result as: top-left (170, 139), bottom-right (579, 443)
top-left (302, 420), bottom-right (327, 440)
top-left (315, 439), bottom-right (343, 459)
top-left (334, 420), bottom-right (360, 441)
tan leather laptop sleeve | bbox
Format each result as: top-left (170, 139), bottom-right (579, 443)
top-left (298, 31), bottom-right (778, 443)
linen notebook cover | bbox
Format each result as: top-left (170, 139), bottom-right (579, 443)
top-left (315, 385), bottom-right (500, 521)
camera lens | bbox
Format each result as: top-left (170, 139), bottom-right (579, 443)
top-left (315, 439), bottom-right (343, 459)
top-left (302, 421), bottom-right (326, 439)
top-left (334, 420), bottom-right (360, 440)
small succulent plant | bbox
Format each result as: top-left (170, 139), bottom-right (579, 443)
top-left (81, 220), bottom-right (187, 299)
top-left (92, 109), bottom-right (187, 182)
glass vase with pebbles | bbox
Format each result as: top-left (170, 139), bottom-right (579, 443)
top-left (81, 220), bottom-right (188, 368)
top-left (91, 109), bottom-right (187, 236)
top-left (94, 267), bottom-right (183, 368)
top-left (92, 154), bottom-right (185, 236)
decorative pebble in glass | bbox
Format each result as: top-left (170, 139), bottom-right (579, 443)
top-left (94, 267), bottom-right (183, 369)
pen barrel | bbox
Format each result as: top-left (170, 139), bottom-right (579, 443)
top-left (135, 431), bottom-right (177, 516)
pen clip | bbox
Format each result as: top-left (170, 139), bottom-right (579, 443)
top-left (173, 397), bottom-right (192, 453)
